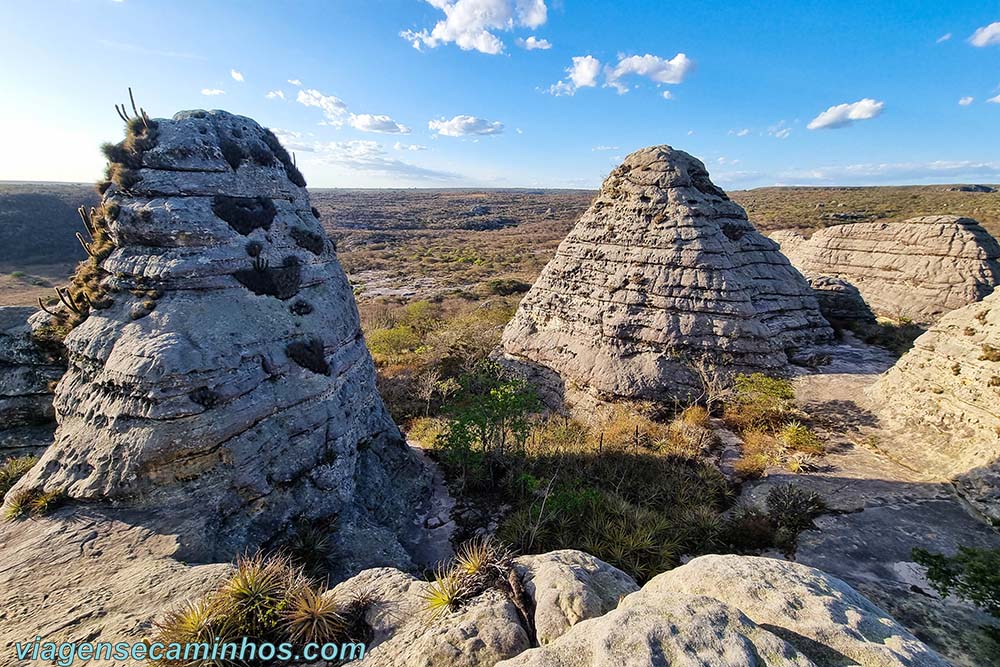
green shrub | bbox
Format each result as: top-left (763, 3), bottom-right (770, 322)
top-left (0, 456), bottom-right (37, 496)
top-left (913, 546), bottom-right (1000, 642)
top-left (485, 278), bottom-right (531, 296)
top-left (777, 421), bottom-right (824, 455)
top-left (367, 326), bottom-right (422, 364)
top-left (724, 373), bottom-right (797, 432)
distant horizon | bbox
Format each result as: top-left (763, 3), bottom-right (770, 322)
top-left (1, 2), bottom-right (998, 189)
top-left (2, 179), bottom-right (998, 193)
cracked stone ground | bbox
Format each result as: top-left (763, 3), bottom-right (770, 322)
top-left (739, 335), bottom-right (1000, 667)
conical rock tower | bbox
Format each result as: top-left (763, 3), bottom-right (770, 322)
top-left (500, 146), bottom-right (833, 409)
top-left (3, 110), bottom-right (430, 568)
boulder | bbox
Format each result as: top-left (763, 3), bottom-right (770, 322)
top-left (496, 592), bottom-right (816, 667)
top-left (1, 110), bottom-right (431, 569)
top-left (500, 146), bottom-right (832, 410)
top-left (807, 275), bottom-right (876, 326)
top-left (774, 216), bottom-right (1000, 324)
top-left (868, 289), bottom-right (1000, 521)
top-left (0, 306), bottom-right (63, 457)
top-left (512, 550), bottom-right (639, 645)
top-left (656, 554), bottom-right (948, 667)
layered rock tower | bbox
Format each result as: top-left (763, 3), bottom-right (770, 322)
top-left (501, 146), bottom-right (833, 408)
top-left (868, 289), bottom-right (1000, 521)
top-left (3, 110), bottom-right (430, 566)
top-left (773, 216), bottom-right (1000, 323)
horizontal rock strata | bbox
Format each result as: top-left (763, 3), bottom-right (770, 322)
top-left (773, 216), bottom-right (1000, 323)
top-left (868, 289), bottom-right (1000, 521)
top-left (2, 110), bottom-right (430, 566)
top-left (501, 146), bottom-right (832, 408)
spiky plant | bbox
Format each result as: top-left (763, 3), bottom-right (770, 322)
top-left (29, 489), bottom-right (64, 516)
top-left (285, 522), bottom-right (333, 581)
top-left (283, 586), bottom-right (346, 645)
top-left (0, 456), bottom-right (37, 496)
top-left (778, 421), bottom-right (824, 455)
top-left (151, 596), bottom-right (237, 666)
top-left (422, 566), bottom-right (471, 620)
top-left (221, 553), bottom-right (304, 639)
top-left (3, 489), bottom-right (38, 521)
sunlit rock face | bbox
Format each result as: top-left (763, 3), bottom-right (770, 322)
top-left (500, 145), bottom-right (832, 410)
top-left (3, 110), bottom-right (431, 567)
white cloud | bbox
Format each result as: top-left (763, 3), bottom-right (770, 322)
top-left (547, 55), bottom-right (601, 96)
top-left (270, 129), bottom-right (314, 152)
top-left (297, 88), bottom-right (349, 125)
top-left (661, 90), bottom-right (673, 100)
top-left (201, 88), bottom-right (225, 96)
top-left (970, 22), bottom-right (1000, 47)
top-left (400, 0), bottom-right (548, 55)
top-left (959, 96), bottom-right (974, 106)
top-left (687, 130), bottom-right (695, 136)
top-left (266, 90), bottom-right (285, 100)
top-left (429, 114), bottom-right (504, 136)
top-left (717, 157), bottom-right (740, 166)
top-left (989, 94), bottom-right (1000, 104)
top-left (729, 128), bottom-right (750, 137)
top-left (515, 127), bottom-right (524, 134)
top-left (606, 53), bottom-right (694, 94)
top-left (517, 35), bottom-right (551, 50)
top-left (592, 145), bottom-right (619, 151)
top-left (230, 69), bottom-right (244, 82)
top-left (768, 120), bottom-right (792, 139)
top-left (807, 98), bottom-right (884, 130)
top-left (288, 79), bottom-right (302, 86)
top-left (348, 113), bottom-right (411, 134)
top-left (394, 142), bottom-right (428, 151)
top-left (937, 33), bottom-right (952, 43)
top-left (311, 139), bottom-right (458, 181)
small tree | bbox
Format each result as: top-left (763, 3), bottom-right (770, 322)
top-left (913, 546), bottom-right (1000, 642)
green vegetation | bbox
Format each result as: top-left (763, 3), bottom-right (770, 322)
top-left (725, 484), bottom-right (826, 554)
top-left (152, 553), bottom-right (369, 665)
top-left (723, 374), bottom-right (825, 478)
top-left (913, 546), bottom-right (1000, 643)
top-left (3, 485), bottom-right (64, 521)
top-left (853, 317), bottom-right (925, 357)
top-left (0, 455), bottom-right (37, 496)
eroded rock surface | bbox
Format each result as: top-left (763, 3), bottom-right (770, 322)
top-left (0, 306), bottom-right (62, 457)
top-left (498, 554), bottom-right (944, 667)
top-left (868, 289), bottom-right (1000, 521)
top-left (1, 110), bottom-right (431, 569)
top-left (500, 146), bottom-right (832, 410)
top-left (773, 216), bottom-right (1000, 323)
top-left (808, 275), bottom-right (876, 326)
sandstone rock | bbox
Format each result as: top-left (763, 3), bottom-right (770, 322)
top-left (774, 216), bottom-right (1000, 323)
top-left (656, 554), bottom-right (948, 667)
top-left (330, 568), bottom-right (530, 667)
top-left (868, 289), bottom-right (1000, 521)
top-left (808, 275), bottom-right (876, 325)
top-left (500, 146), bottom-right (832, 410)
top-left (513, 550), bottom-right (639, 645)
top-left (0, 306), bottom-right (63, 456)
top-left (1, 110), bottom-right (431, 568)
top-left (497, 592), bottom-right (817, 667)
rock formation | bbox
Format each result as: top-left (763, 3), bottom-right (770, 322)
top-left (500, 146), bottom-right (833, 409)
top-left (327, 552), bottom-right (944, 667)
top-left (0, 306), bottom-right (63, 457)
top-left (807, 275), bottom-right (876, 326)
top-left (772, 216), bottom-right (1000, 324)
top-left (1, 110), bottom-right (431, 568)
top-left (868, 289), bottom-right (1000, 521)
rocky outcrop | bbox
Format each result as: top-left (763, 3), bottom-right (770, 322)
top-left (499, 554), bottom-right (944, 667)
top-left (500, 146), bottom-right (832, 410)
top-left (773, 216), bottom-right (1000, 323)
top-left (329, 551), bottom-right (942, 667)
top-left (328, 551), bottom-right (636, 666)
top-left (1, 110), bottom-right (431, 568)
top-left (808, 275), bottom-right (876, 326)
top-left (868, 289), bottom-right (1000, 521)
top-left (0, 306), bottom-right (63, 457)
top-left (655, 555), bottom-right (947, 667)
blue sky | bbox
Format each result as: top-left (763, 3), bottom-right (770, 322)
top-left (0, 0), bottom-right (998, 189)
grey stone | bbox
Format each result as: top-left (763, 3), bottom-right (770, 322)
top-left (808, 275), bottom-right (876, 325)
top-left (1, 110), bottom-right (432, 568)
top-left (868, 289), bottom-right (1000, 521)
top-left (774, 216), bottom-right (1000, 324)
top-left (513, 549), bottom-right (639, 645)
top-left (500, 146), bottom-right (832, 411)
top-left (656, 554), bottom-right (950, 667)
